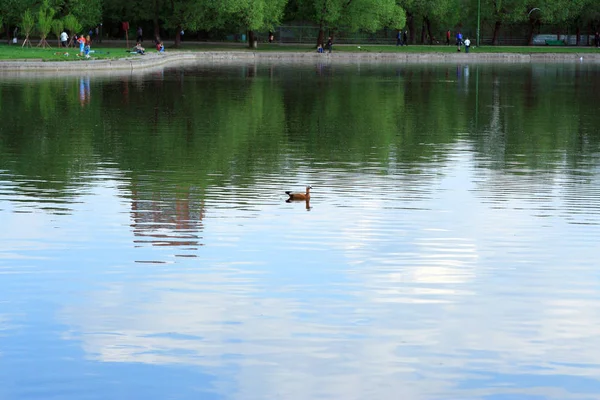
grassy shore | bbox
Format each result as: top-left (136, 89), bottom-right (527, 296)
top-left (1, 41), bottom-right (599, 61)
top-left (0, 45), bottom-right (128, 61)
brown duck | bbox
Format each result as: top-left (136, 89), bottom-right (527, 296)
top-left (286, 185), bottom-right (312, 201)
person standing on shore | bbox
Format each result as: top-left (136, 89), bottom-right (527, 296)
top-left (446, 29), bottom-right (451, 45)
top-left (396, 30), bottom-right (402, 46)
top-left (464, 37), bottom-right (471, 53)
top-left (60, 30), bottom-right (68, 47)
top-left (403, 30), bottom-right (408, 46)
top-left (77, 34), bottom-right (86, 56)
top-left (595, 31), bottom-right (600, 48)
top-left (136, 26), bottom-right (143, 43)
top-left (327, 36), bottom-right (333, 53)
top-left (456, 31), bottom-right (463, 51)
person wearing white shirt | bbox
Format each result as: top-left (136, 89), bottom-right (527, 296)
top-left (464, 38), bottom-right (471, 53)
top-left (60, 31), bottom-right (68, 47)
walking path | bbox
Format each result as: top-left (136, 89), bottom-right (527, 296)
top-left (0, 51), bottom-right (597, 73)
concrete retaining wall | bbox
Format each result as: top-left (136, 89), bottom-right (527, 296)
top-left (0, 51), bottom-right (596, 73)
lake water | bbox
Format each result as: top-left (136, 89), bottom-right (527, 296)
top-left (1, 61), bottom-right (600, 400)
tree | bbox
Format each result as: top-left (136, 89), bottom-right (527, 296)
top-left (20, 8), bottom-right (34, 47)
top-left (298, 0), bottom-right (406, 47)
top-left (228, 0), bottom-right (288, 48)
top-left (51, 18), bottom-right (63, 48)
top-left (0, 15), bottom-right (5, 44)
top-left (37, 0), bottom-right (55, 48)
top-left (476, 0), bottom-right (529, 45)
top-left (543, 0), bottom-right (587, 44)
top-left (64, 0), bottom-right (101, 30)
top-left (0, 0), bottom-right (35, 41)
top-left (159, 0), bottom-right (287, 49)
top-left (398, 0), bottom-right (459, 44)
top-left (163, 0), bottom-right (204, 48)
top-left (63, 13), bottom-right (81, 46)
top-left (581, 0), bottom-right (600, 45)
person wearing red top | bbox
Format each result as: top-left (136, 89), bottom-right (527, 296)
top-left (77, 35), bottom-right (86, 56)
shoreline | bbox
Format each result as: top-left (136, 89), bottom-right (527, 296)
top-left (0, 51), bottom-right (597, 73)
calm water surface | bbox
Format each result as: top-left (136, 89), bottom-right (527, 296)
top-left (1, 62), bottom-right (600, 400)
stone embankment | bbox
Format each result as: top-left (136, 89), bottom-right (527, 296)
top-left (0, 51), bottom-right (596, 73)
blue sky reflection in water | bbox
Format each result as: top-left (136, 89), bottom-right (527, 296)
top-left (0, 62), bottom-right (600, 400)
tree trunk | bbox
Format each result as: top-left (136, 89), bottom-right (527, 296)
top-left (527, 20), bottom-right (536, 45)
top-left (492, 20), bottom-right (501, 45)
top-left (576, 26), bottom-right (580, 46)
top-left (420, 17), bottom-right (426, 44)
top-left (318, 0), bottom-right (327, 47)
top-left (153, 0), bottom-right (160, 41)
top-left (407, 12), bottom-right (415, 45)
top-left (317, 26), bottom-right (324, 47)
top-left (248, 30), bottom-right (255, 48)
top-left (426, 17), bottom-right (433, 44)
top-left (174, 25), bottom-right (181, 48)
top-left (587, 22), bottom-right (591, 46)
top-left (22, 34), bottom-right (32, 47)
top-left (37, 38), bottom-right (51, 48)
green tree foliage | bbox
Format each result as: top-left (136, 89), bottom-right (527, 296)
top-left (103, 0), bottom-right (152, 23)
top-left (63, 13), bottom-right (81, 46)
top-left (8, 0), bottom-right (600, 46)
top-left (0, 0), bottom-right (33, 37)
top-left (477, 0), bottom-right (529, 45)
top-left (163, 0), bottom-right (205, 47)
top-left (51, 18), bottom-right (63, 47)
top-left (227, 0), bottom-right (288, 47)
top-left (295, 0), bottom-right (406, 46)
top-left (398, 0), bottom-right (461, 44)
top-left (542, 0), bottom-right (588, 43)
top-left (236, 0), bottom-right (287, 31)
top-left (339, 0), bottom-right (406, 32)
top-left (64, 0), bottom-right (101, 30)
top-left (159, 0), bottom-right (287, 48)
top-left (20, 8), bottom-right (35, 46)
top-left (37, 0), bottom-right (55, 47)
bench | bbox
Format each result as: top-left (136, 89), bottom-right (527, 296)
top-left (545, 39), bottom-right (565, 46)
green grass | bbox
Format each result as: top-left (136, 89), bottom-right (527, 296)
top-left (1, 41), bottom-right (598, 61)
top-left (0, 44), bottom-right (130, 61)
top-left (172, 42), bottom-right (600, 54)
top-left (300, 44), bottom-right (600, 53)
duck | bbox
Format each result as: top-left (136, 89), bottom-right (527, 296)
top-left (285, 185), bottom-right (312, 201)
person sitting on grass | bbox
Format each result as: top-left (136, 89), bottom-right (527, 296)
top-left (156, 41), bottom-right (164, 52)
top-left (135, 42), bottom-right (145, 55)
